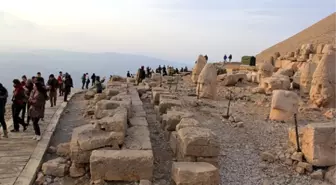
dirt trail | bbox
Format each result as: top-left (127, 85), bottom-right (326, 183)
top-left (142, 97), bottom-right (174, 185)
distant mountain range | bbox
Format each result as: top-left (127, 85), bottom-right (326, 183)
top-left (0, 49), bottom-right (190, 91)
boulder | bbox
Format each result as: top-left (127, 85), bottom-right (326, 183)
top-left (123, 126), bottom-right (152, 150)
top-left (90, 150), bottom-right (154, 181)
top-left (84, 91), bottom-right (96, 100)
top-left (222, 74), bottom-right (238, 86)
top-left (271, 90), bottom-right (299, 114)
top-left (42, 158), bottom-right (68, 177)
top-left (300, 62), bottom-right (317, 97)
top-left (69, 163), bottom-right (86, 178)
top-left (301, 122), bottom-right (335, 166)
top-left (177, 127), bottom-right (219, 157)
top-left (325, 166), bottom-right (336, 185)
top-left (310, 50), bottom-right (336, 108)
top-left (191, 55), bottom-right (207, 83)
top-left (196, 63), bottom-right (217, 99)
top-left (260, 74), bottom-right (290, 94)
top-left (56, 143), bottom-right (70, 157)
top-left (171, 162), bottom-right (219, 185)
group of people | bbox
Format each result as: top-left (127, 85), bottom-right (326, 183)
top-left (0, 71), bottom-right (73, 141)
top-left (223, 54), bottom-right (233, 62)
top-left (81, 73), bottom-right (106, 93)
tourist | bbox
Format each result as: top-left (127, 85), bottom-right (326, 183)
top-left (91, 73), bottom-right (96, 86)
top-left (36, 72), bottom-right (45, 85)
top-left (184, 66), bottom-right (188, 72)
top-left (81, 73), bottom-right (86, 89)
top-left (204, 55), bottom-right (208, 61)
top-left (25, 78), bottom-right (34, 125)
top-left (0, 83), bottom-right (8, 138)
top-left (127, 71), bottom-right (131, 78)
top-left (63, 73), bottom-right (73, 102)
top-left (85, 74), bottom-right (90, 89)
top-left (57, 72), bottom-right (64, 96)
top-left (162, 65), bottom-right (167, 76)
top-left (95, 76), bottom-right (105, 93)
top-left (47, 74), bottom-right (58, 107)
top-left (224, 55), bottom-right (227, 62)
top-left (228, 54), bottom-right (232, 62)
top-left (21, 75), bottom-right (28, 123)
top-left (11, 79), bottom-right (27, 132)
top-left (29, 82), bottom-right (47, 141)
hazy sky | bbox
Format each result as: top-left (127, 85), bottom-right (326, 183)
top-left (0, 0), bottom-right (335, 62)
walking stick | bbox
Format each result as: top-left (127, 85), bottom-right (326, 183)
top-left (294, 113), bottom-right (301, 152)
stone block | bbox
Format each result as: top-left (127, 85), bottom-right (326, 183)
top-left (301, 122), bottom-right (336, 166)
top-left (124, 126), bottom-right (152, 150)
top-left (271, 90), bottom-right (300, 114)
top-left (93, 108), bottom-right (127, 133)
top-left (269, 108), bottom-right (293, 121)
top-left (165, 111), bottom-right (194, 131)
top-left (176, 118), bottom-right (202, 131)
top-left (177, 127), bottom-right (219, 157)
top-left (129, 117), bottom-right (148, 126)
top-left (90, 150), bottom-right (154, 181)
top-left (288, 127), bottom-right (304, 147)
top-left (152, 88), bottom-right (167, 105)
top-left (171, 162), bottom-right (220, 185)
top-left (56, 142), bottom-right (70, 157)
top-left (42, 158), bottom-right (68, 177)
top-left (84, 91), bottom-right (96, 100)
top-left (196, 157), bottom-right (219, 167)
top-left (69, 163), bottom-right (86, 178)
top-left (159, 98), bottom-right (182, 114)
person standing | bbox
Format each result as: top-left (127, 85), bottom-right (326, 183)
top-left (228, 54), bottom-right (232, 62)
top-left (29, 82), bottom-right (47, 141)
top-left (85, 74), bottom-right (90, 89)
top-left (11, 79), bottom-right (27, 132)
top-left (57, 72), bottom-right (64, 96)
top-left (95, 76), bottom-right (105, 93)
top-left (21, 75), bottom-right (28, 123)
top-left (25, 78), bottom-right (34, 125)
top-left (81, 73), bottom-right (86, 89)
top-left (0, 83), bottom-right (8, 138)
top-left (64, 74), bottom-right (73, 102)
top-left (47, 74), bottom-right (58, 107)
top-left (224, 55), bottom-right (227, 63)
top-left (127, 71), bottom-right (131, 78)
top-left (36, 72), bottom-right (45, 85)
top-left (91, 73), bottom-right (96, 86)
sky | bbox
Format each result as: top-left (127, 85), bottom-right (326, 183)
top-left (0, 0), bottom-right (335, 62)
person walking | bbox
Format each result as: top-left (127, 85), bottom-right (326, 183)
top-left (91, 73), bottom-right (96, 86)
top-left (47, 74), bottom-right (58, 107)
top-left (0, 83), bottom-right (8, 138)
top-left (29, 82), bottom-right (47, 141)
top-left (57, 72), bottom-right (64, 96)
top-left (228, 54), bottom-right (232, 62)
top-left (11, 79), bottom-right (27, 132)
top-left (224, 55), bottom-right (227, 62)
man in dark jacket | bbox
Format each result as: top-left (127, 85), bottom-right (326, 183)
top-left (95, 76), bottom-right (105, 93)
top-left (64, 74), bottom-right (73, 102)
top-left (11, 79), bottom-right (27, 132)
top-left (47, 74), bottom-right (58, 107)
top-left (21, 75), bottom-right (28, 123)
top-left (91, 73), bottom-right (96, 86)
top-left (25, 78), bottom-right (34, 125)
top-left (0, 83), bottom-right (8, 138)
top-left (36, 72), bottom-right (45, 85)
top-left (162, 65), bottom-right (167, 76)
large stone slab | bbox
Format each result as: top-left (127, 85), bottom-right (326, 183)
top-left (90, 150), bottom-right (154, 181)
top-left (171, 162), bottom-right (219, 185)
top-left (301, 122), bottom-right (335, 166)
top-left (177, 127), bottom-right (219, 157)
top-left (93, 107), bottom-right (127, 133)
top-left (163, 111), bottom-right (194, 131)
top-left (159, 98), bottom-right (182, 114)
top-left (176, 118), bottom-right (202, 131)
top-left (123, 126), bottom-right (152, 150)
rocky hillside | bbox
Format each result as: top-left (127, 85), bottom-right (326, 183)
top-left (256, 13), bottom-right (336, 64)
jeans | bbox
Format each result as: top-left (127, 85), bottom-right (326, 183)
top-left (64, 87), bottom-right (71, 101)
top-left (32, 117), bottom-right (41, 136)
top-left (49, 91), bottom-right (57, 106)
top-left (12, 103), bottom-right (25, 131)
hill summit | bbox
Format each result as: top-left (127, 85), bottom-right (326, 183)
top-left (256, 12), bottom-right (336, 64)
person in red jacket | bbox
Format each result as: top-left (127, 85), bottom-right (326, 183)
top-left (57, 71), bottom-right (64, 96)
top-left (11, 79), bottom-right (28, 132)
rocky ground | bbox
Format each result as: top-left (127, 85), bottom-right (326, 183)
top-left (175, 75), bottom-right (334, 185)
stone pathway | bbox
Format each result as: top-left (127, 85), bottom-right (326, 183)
top-left (0, 90), bottom-right (79, 185)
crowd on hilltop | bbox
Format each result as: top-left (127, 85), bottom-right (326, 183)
top-left (0, 71), bottom-right (74, 141)
top-left (127, 65), bottom-right (189, 85)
